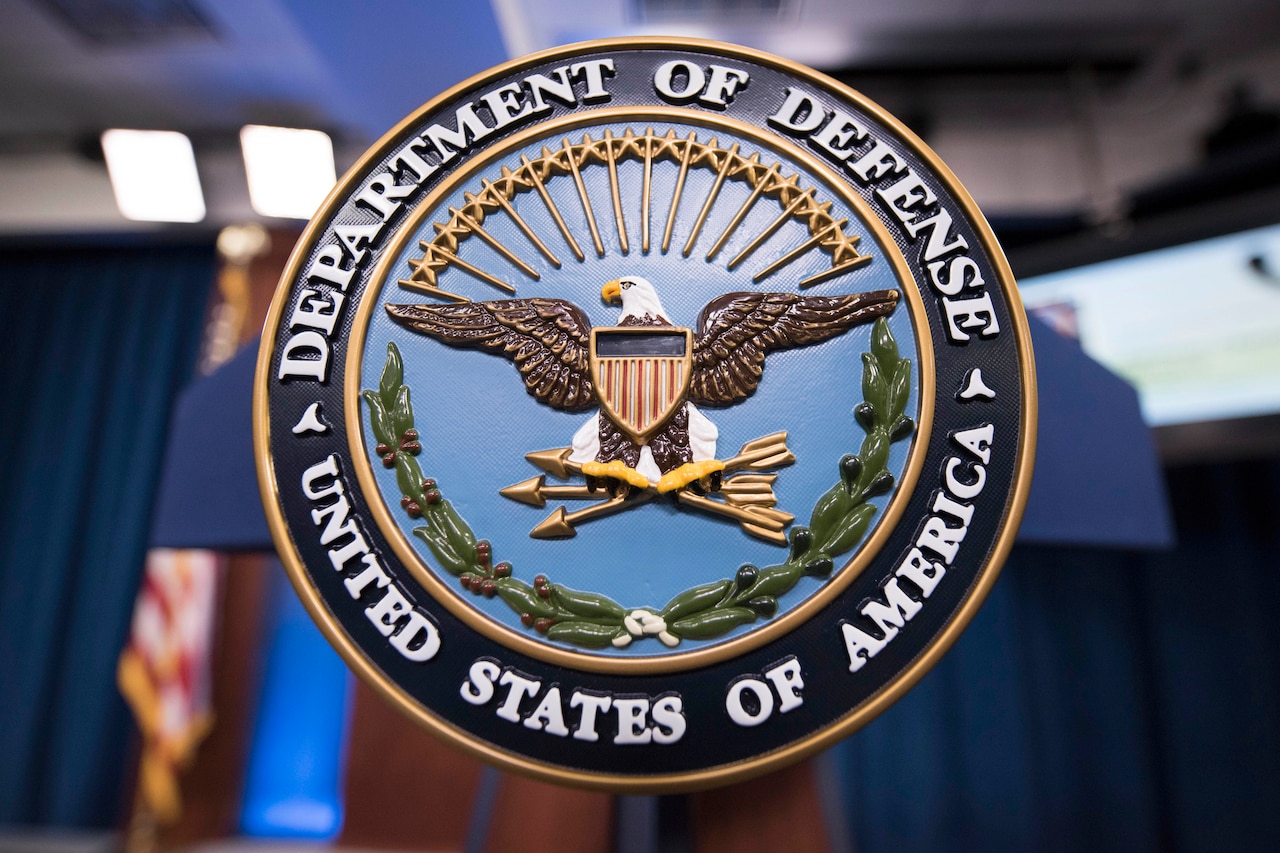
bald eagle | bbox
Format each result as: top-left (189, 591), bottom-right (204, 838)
top-left (385, 277), bottom-right (899, 493)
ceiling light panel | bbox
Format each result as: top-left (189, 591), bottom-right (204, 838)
top-left (100, 129), bottom-right (206, 223)
top-left (240, 125), bottom-right (336, 220)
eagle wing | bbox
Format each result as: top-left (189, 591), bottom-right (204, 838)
top-left (385, 298), bottom-right (595, 411)
top-left (690, 289), bottom-right (900, 406)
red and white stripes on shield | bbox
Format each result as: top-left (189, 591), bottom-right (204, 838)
top-left (598, 356), bottom-right (686, 437)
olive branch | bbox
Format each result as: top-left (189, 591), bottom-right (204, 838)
top-left (364, 319), bottom-right (913, 650)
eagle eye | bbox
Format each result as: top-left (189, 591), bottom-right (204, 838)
top-left (622, 281), bottom-right (632, 289)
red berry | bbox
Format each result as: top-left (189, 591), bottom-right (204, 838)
top-left (376, 443), bottom-right (391, 455)
top-left (421, 478), bottom-right (436, 490)
top-left (404, 429), bottom-right (419, 441)
top-left (494, 562), bottom-right (512, 578)
top-left (460, 575), bottom-right (472, 589)
top-left (534, 574), bottom-right (548, 587)
top-left (402, 441), bottom-right (421, 454)
top-left (536, 585), bottom-right (551, 600)
top-left (406, 502), bottom-right (422, 518)
top-left (382, 453), bottom-right (396, 467)
top-left (481, 580), bottom-right (496, 598)
top-left (400, 496), bottom-right (411, 508)
top-left (520, 613), bottom-right (533, 627)
top-left (534, 618), bottom-right (551, 633)
top-left (424, 489), bottom-right (441, 505)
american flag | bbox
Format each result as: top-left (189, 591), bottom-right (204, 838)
top-left (117, 548), bottom-right (222, 825)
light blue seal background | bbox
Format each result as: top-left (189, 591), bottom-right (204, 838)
top-left (359, 120), bottom-right (921, 657)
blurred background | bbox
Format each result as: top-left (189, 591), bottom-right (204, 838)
top-left (1, 1), bottom-right (1279, 851)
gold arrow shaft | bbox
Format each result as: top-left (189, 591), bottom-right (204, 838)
top-left (676, 493), bottom-right (793, 545)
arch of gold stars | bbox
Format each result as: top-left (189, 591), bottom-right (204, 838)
top-left (399, 127), bottom-right (873, 302)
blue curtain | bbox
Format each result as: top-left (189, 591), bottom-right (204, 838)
top-left (0, 243), bottom-right (214, 827)
top-left (834, 459), bottom-right (1280, 851)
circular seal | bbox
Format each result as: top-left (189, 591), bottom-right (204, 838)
top-left (254, 38), bottom-right (1036, 791)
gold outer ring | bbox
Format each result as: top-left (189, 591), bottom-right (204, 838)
top-left (254, 36), bottom-right (1038, 792)
top-left (343, 105), bottom-right (936, 675)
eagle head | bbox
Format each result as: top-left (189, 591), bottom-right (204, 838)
top-left (602, 276), bottom-right (670, 324)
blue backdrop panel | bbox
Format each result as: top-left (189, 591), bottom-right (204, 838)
top-left (149, 341), bottom-right (269, 550)
top-left (0, 243), bottom-right (214, 827)
top-left (239, 561), bottom-right (352, 840)
top-left (1018, 313), bottom-right (1173, 548)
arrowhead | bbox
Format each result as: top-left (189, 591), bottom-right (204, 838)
top-left (524, 447), bottom-right (574, 479)
top-left (500, 476), bottom-right (547, 507)
top-left (530, 507), bottom-right (576, 539)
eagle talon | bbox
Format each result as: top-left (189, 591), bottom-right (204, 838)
top-left (657, 460), bottom-right (726, 494)
top-left (582, 460), bottom-right (653, 495)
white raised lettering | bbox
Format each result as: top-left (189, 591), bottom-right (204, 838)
top-left (726, 678), bottom-right (774, 727)
top-left (943, 292), bottom-right (1000, 342)
top-left (842, 622), bottom-right (890, 672)
top-left (461, 659), bottom-right (501, 705)
top-left (768, 87), bottom-right (824, 134)
top-left (764, 658), bottom-right (805, 713)
top-left (952, 424), bottom-right (994, 464)
top-left (496, 671), bottom-right (541, 723)
top-left (651, 695), bottom-right (686, 744)
top-left (569, 691), bottom-right (612, 742)
top-left (523, 686), bottom-right (570, 736)
top-left (895, 547), bottom-right (946, 597)
top-left (613, 697), bottom-right (652, 745)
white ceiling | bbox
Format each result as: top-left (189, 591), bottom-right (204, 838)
top-left (0, 0), bottom-right (1276, 233)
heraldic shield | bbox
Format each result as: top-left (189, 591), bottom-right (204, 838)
top-left (589, 327), bottom-right (694, 444)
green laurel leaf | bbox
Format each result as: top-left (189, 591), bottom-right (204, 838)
top-left (817, 503), bottom-right (878, 557)
top-left (661, 579), bottom-right (733, 621)
top-left (380, 342), bottom-right (403, 411)
top-left (362, 391), bottom-right (393, 447)
top-left (436, 497), bottom-right (477, 565)
top-left (546, 622), bottom-right (623, 648)
top-left (550, 585), bottom-right (625, 621)
top-left (392, 385), bottom-right (414, 438)
top-left (495, 578), bottom-right (556, 618)
top-left (395, 452), bottom-right (425, 505)
top-left (888, 360), bottom-right (911, 419)
top-left (412, 527), bottom-right (464, 575)
top-left (735, 563), bottom-right (803, 601)
top-left (671, 607), bottom-right (758, 639)
top-left (861, 352), bottom-right (887, 417)
top-left (871, 318), bottom-right (898, 368)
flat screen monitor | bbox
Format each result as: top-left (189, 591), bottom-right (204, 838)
top-left (1018, 221), bottom-right (1280, 428)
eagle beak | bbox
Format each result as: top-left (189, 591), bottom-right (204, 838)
top-left (601, 279), bottom-right (622, 303)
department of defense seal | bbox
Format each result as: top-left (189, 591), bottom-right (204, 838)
top-left (254, 38), bottom-right (1036, 791)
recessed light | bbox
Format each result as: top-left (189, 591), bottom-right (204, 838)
top-left (100, 129), bottom-right (206, 223)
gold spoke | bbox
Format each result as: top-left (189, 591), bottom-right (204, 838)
top-left (752, 221), bottom-right (840, 284)
top-left (683, 142), bottom-right (738, 258)
top-left (604, 130), bottom-right (628, 255)
top-left (434, 208), bottom-right (540, 280)
top-left (706, 162), bottom-right (778, 261)
top-left (522, 153), bottom-right (584, 262)
top-left (415, 247), bottom-right (514, 294)
top-left (641, 128), bottom-right (654, 254)
top-left (563, 136), bottom-right (605, 259)
top-left (727, 189), bottom-right (815, 271)
top-left (481, 180), bottom-right (561, 269)
top-left (662, 131), bottom-right (696, 254)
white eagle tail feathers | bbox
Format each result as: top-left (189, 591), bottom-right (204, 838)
top-left (569, 412), bottom-right (601, 467)
top-left (686, 403), bottom-right (718, 462)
